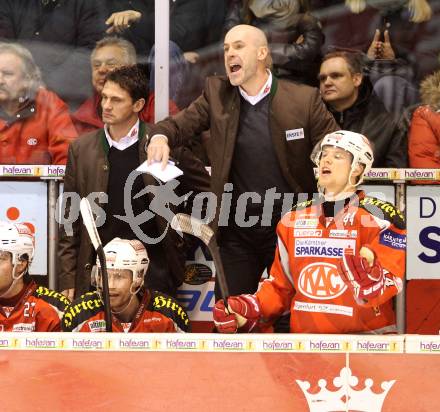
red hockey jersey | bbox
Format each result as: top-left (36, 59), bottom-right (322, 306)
top-left (0, 281), bottom-right (69, 332)
top-left (62, 290), bottom-right (190, 333)
top-left (256, 191), bottom-right (406, 334)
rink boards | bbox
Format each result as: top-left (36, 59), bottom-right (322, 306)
top-left (0, 333), bottom-right (439, 411)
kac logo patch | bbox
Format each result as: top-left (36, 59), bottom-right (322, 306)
top-left (297, 262), bottom-right (347, 300)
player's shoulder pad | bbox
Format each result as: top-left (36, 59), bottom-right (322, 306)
top-left (62, 291), bottom-right (104, 332)
top-left (33, 286), bottom-right (70, 312)
top-left (148, 291), bottom-right (190, 332)
top-left (291, 197), bottom-right (317, 212)
top-left (359, 196), bottom-right (406, 229)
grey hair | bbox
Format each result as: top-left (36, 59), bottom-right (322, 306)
top-left (0, 42), bottom-right (43, 94)
top-left (91, 36), bottom-right (137, 65)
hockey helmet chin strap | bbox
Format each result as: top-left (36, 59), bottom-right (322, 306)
top-left (0, 255), bottom-right (28, 299)
top-left (319, 160), bottom-right (365, 202)
top-left (97, 274), bottom-right (144, 316)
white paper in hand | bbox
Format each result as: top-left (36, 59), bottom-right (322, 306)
top-left (136, 160), bottom-right (183, 182)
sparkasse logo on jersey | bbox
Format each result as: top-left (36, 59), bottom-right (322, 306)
top-left (295, 238), bottom-right (356, 258)
top-left (297, 262), bottom-right (347, 300)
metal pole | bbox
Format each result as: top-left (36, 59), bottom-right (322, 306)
top-left (154, 0), bottom-right (170, 122)
top-left (46, 178), bottom-right (60, 290)
top-left (395, 182), bottom-right (406, 334)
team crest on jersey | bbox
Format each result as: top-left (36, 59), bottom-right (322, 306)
top-left (294, 218), bottom-right (319, 229)
top-left (294, 229), bottom-right (323, 237)
top-left (2, 306), bottom-right (14, 317)
top-left (298, 262), bottom-right (347, 300)
top-left (121, 322), bottom-right (132, 333)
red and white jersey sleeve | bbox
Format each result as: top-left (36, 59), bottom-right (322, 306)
top-left (0, 282), bottom-right (70, 332)
top-left (256, 191), bottom-right (406, 334)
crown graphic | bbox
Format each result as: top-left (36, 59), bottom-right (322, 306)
top-left (296, 366), bottom-right (395, 412)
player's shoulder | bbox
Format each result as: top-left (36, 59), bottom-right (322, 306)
top-left (62, 291), bottom-right (104, 332)
top-left (32, 285), bottom-right (70, 312)
top-left (291, 197), bottom-right (318, 212)
top-left (147, 291), bottom-right (190, 332)
top-left (358, 195), bottom-right (405, 230)
top-left (278, 197), bottom-right (319, 227)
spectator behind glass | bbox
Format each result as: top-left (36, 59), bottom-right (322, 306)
top-left (0, 43), bottom-right (77, 165)
top-left (0, 0), bottom-right (105, 110)
top-left (365, 27), bottom-right (419, 119)
top-left (102, 1), bottom-right (227, 108)
top-left (72, 36), bottom-right (179, 136)
top-left (224, 0), bottom-right (324, 86)
top-left (408, 70), bottom-right (440, 181)
top-left (103, 0), bottom-right (222, 57)
top-left (319, 50), bottom-right (407, 167)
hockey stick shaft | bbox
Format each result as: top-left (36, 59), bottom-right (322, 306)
top-left (207, 238), bottom-right (230, 304)
top-left (79, 198), bottom-right (112, 332)
top-left (171, 213), bottom-right (229, 303)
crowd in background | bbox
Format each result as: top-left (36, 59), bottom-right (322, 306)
top-left (0, 0), bottom-right (439, 171)
top-left (0, 0), bottom-right (439, 336)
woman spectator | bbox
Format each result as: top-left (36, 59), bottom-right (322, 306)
top-left (408, 70), bottom-right (440, 178)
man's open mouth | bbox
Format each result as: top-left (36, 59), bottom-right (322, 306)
top-left (230, 64), bottom-right (241, 73)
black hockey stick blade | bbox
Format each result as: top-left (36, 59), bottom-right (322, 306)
top-left (79, 198), bottom-right (112, 332)
top-left (171, 213), bottom-right (230, 303)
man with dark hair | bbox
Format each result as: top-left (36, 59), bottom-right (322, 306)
top-left (72, 36), bottom-right (180, 136)
top-left (319, 50), bottom-right (407, 167)
top-left (58, 65), bottom-right (205, 301)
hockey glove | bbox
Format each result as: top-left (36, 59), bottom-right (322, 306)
top-left (213, 295), bottom-right (260, 333)
top-left (338, 246), bottom-right (385, 302)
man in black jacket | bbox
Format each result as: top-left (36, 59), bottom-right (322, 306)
top-left (319, 51), bottom-right (407, 167)
top-left (0, 0), bottom-right (105, 109)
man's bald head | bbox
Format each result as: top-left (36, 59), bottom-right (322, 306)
top-left (223, 25), bottom-right (271, 93)
top-left (225, 24), bottom-right (268, 49)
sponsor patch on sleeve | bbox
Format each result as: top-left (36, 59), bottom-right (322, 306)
top-left (379, 229), bottom-right (406, 250)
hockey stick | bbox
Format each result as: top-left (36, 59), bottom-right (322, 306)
top-left (79, 198), bottom-right (112, 332)
top-left (171, 213), bottom-right (229, 305)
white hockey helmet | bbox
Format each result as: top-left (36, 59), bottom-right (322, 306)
top-left (312, 130), bottom-right (374, 184)
top-left (0, 221), bottom-right (34, 265)
top-left (94, 238), bottom-right (149, 287)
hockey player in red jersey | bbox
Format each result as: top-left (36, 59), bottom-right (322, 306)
top-left (213, 130), bottom-right (406, 334)
top-left (0, 221), bottom-right (69, 332)
top-left (62, 238), bottom-right (190, 332)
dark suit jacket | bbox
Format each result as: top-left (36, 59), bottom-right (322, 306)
top-left (147, 75), bottom-right (339, 230)
top-left (58, 121), bottom-right (210, 296)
